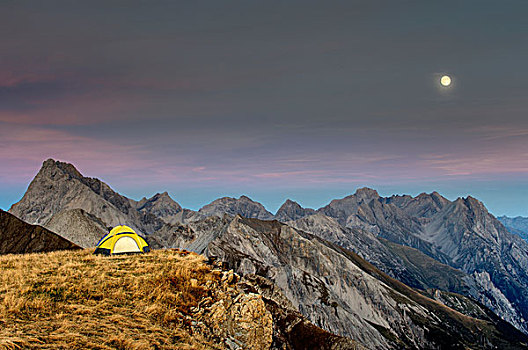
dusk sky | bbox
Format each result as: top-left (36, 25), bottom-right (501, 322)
top-left (1, 1), bottom-right (527, 216)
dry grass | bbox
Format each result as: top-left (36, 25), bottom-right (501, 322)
top-left (0, 249), bottom-right (231, 350)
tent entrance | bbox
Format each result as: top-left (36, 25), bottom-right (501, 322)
top-left (113, 236), bottom-right (141, 254)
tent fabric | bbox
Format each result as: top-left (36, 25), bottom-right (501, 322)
top-left (94, 225), bottom-right (150, 255)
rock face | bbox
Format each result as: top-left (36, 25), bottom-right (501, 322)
top-left (0, 209), bottom-right (80, 254)
top-left (499, 216), bottom-right (528, 241)
top-left (202, 282), bottom-right (274, 349)
top-left (198, 195), bottom-right (274, 220)
top-left (44, 208), bottom-right (108, 248)
top-left (9, 159), bottom-right (164, 235)
top-left (152, 215), bottom-right (528, 349)
top-left (318, 188), bottom-right (431, 253)
top-left (288, 213), bottom-right (470, 294)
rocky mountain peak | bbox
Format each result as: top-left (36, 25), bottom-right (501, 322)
top-left (451, 196), bottom-right (487, 214)
top-left (430, 191), bottom-right (449, 205)
top-left (275, 199), bottom-right (315, 222)
top-left (136, 192), bottom-right (183, 225)
top-left (277, 199), bottom-right (301, 211)
top-left (198, 196), bottom-right (274, 220)
top-left (464, 196), bottom-right (487, 211)
top-left (154, 191), bottom-right (170, 199)
top-left (396, 191), bottom-right (451, 218)
top-left (9, 158), bottom-right (165, 234)
top-left (40, 158), bottom-right (84, 180)
top-left (139, 192), bottom-right (180, 208)
top-left (354, 187), bottom-right (380, 201)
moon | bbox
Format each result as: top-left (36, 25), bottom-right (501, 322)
top-left (440, 75), bottom-right (452, 87)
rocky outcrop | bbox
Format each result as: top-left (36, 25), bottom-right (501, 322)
top-left (239, 274), bottom-right (363, 350)
top-left (198, 196), bottom-right (274, 220)
top-left (200, 278), bottom-right (274, 349)
top-left (44, 208), bottom-right (108, 248)
top-left (0, 209), bottom-right (80, 254)
top-left (196, 268), bottom-right (363, 349)
top-left (9, 159), bottom-right (164, 235)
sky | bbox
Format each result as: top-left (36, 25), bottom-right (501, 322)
top-left (1, 1), bottom-right (527, 216)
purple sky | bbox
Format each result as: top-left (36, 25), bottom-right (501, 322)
top-left (1, 1), bottom-right (527, 216)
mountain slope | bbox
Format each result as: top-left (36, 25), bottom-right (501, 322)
top-left (288, 213), bottom-right (471, 294)
top-left (421, 197), bottom-right (528, 331)
top-left (0, 209), bottom-right (80, 254)
top-left (44, 208), bottom-right (108, 248)
top-left (151, 215), bottom-right (528, 349)
top-left (9, 159), bottom-right (164, 235)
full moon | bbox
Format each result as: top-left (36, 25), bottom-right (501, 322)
top-left (440, 75), bottom-right (451, 86)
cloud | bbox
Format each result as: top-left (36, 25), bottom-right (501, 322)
top-left (422, 152), bottom-right (528, 177)
top-left (0, 71), bottom-right (57, 88)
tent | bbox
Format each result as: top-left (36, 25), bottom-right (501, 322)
top-left (94, 225), bottom-right (150, 255)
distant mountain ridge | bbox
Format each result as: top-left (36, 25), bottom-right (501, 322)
top-left (198, 195), bottom-right (274, 220)
top-left (8, 158), bottom-right (528, 341)
top-left (499, 216), bottom-right (528, 241)
top-left (275, 199), bottom-right (316, 221)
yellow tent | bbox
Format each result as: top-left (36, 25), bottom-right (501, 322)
top-left (94, 225), bottom-right (150, 255)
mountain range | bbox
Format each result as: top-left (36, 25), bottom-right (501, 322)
top-left (6, 159), bottom-right (528, 348)
top-left (499, 216), bottom-right (528, 241)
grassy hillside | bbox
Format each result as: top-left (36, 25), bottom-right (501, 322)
top-left (0, 249), bottom-right (274, 350)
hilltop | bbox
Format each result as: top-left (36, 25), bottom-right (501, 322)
top-left (0, 249), bottom-right (359, 350)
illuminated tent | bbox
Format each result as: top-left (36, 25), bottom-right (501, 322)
top-left (94, 225), bottom-right (150, 255)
